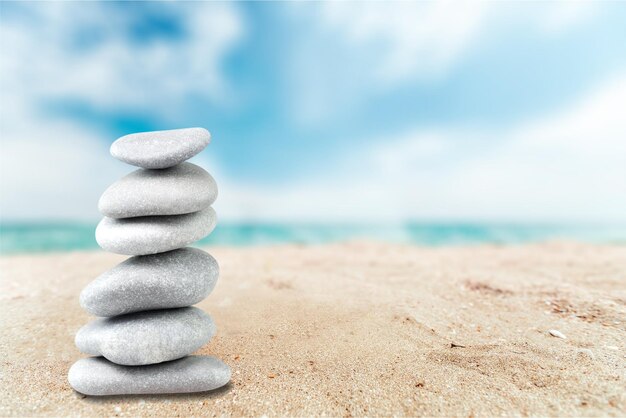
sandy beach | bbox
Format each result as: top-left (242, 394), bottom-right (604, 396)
top-left (1, 241), bottom-right (625, 416)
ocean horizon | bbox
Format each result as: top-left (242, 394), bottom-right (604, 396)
top-left (2, 221), bottom-right (626, 254)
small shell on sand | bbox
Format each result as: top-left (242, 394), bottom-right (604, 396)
top-left (548, 329), bottom-right (567, 339)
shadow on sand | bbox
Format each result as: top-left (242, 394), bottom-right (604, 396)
top-left (77, 382), bottom-right (234, 404)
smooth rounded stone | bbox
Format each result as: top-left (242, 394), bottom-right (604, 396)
top-left (81, 248), bottom-right (219, 317)
top-left (110, 127), bottom-right (211, 169)
top-left (99, 162), bottom-right (217, 218)
top-left (96, 207), bottom-right (216, 256)
top-left (75, 307), bottom-right (215, 366)
top-left (68, 355), bottom-right (231, 396)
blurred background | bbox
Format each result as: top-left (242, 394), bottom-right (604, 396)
top-left (1, 1), bottom-right (626, 252)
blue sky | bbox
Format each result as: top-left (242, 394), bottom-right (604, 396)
top-left (1, 2), bottom-right (626, 222)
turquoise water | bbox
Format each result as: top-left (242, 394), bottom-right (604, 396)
top-left (2, 222), bottom-right (626, 254)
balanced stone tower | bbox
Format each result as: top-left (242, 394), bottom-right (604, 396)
top-left (68, 128), bottom-right (230, 396)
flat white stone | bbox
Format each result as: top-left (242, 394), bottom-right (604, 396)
top-left (110, 127), bottom-right (210, 169)
top-left (68, 355), bottom-right (230, 396)
top-left (99, 162), bottom-right (217, 218)
top-left (96, 207), bottom-right (216, 255)
top-left (81, 248), bottom-right (219, 317)
top-left (75, 307), bottom-right (215, 366)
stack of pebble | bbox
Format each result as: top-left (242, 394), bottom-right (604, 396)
top-left (68, 128), bottom-right (230, 396)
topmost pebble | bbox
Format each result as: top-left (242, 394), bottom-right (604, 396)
top-left (110, 128), bottom-right (211, 169)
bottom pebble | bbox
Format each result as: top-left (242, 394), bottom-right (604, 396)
top-left (68, 355), bottom-right (231, 396)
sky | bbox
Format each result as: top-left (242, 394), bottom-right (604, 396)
top-left (1, 2), bottom-right (626, 223)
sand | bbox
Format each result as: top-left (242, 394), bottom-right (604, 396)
top-left (1, 241), bottom-right (625, 417)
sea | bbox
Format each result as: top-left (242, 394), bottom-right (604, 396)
top-left (1, 222), bottom-right (626, 254)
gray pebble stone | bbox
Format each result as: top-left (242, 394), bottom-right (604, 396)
top-left (75, 307), bottom-right (215, 366)
top-left (96, 207), bottom-right (216, 255)
top-left (99, 162), bottom-right (217, 218)
top-left (68, 355), bottom-right (231, 396)
top-left (111, 127), bottom-right (211, 169)
top-left (81, 248), bottom-right (219, 317)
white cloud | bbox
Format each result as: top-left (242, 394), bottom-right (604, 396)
top-left (319, 2), bottom-right (488, 83)
top-left (287, 2), bottom-right (601, 127)
top-left (286, 2), bottom-right (489, 126)
top-left (218, 74), bottom-right (626, 223)
top-left (535, 2), bottom-right (597, 35)
top-left (0, 3), bottom-right (244, 221)
top-left (0, 117), bottom-right (129, 221)
top-left (0, 2), bottom-right (243, 118)
top-left (315, 2), bottom-right (598, 84)
top-left (448, 74), bottom-right (626, 222)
